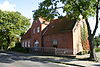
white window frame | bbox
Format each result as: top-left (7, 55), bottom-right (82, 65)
top-left (22, 41), bottom-right (24, 47)
top-left (28, 40), bottom-right (30, 47)
top-left (34, 40), bottom-right (39, 47)
top-left (33, 28), bottom-right (35, 34)
top-left (25, 41), bottom-right (27, 47)
top-left (35, 20), bottom-right (38, 23)
top-left (52, 40), bottom-right (58, 48)
top-left (37, 27), bottom-right (40, 33)
top-left (52, 40), bottom-right (58, 45)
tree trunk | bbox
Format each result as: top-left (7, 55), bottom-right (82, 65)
top-left (1, 45), bottom-right (4, 51)
top-left (85, 19), bottom-right (97, 61)
top-left (6, 36), bottom-right (11, 50)
top-left (89, 35), bottom-right (97, 61)
top-left (88, 0), bottom-right (99, 61)
top-left (0, 41), bottom-right (4, 51)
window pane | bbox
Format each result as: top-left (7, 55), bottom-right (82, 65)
top-left (34, 40), bottom-right (39, 47)
top-left (33, 28), bottom-right (35, 34)
top-left (37, 27), bottom-right (40, 33)
top-left (22, 41), bottom-right (24, 47)
top-left (52, 40), bottom-right (58, 45)
top-left (28, 40), bottom-right (30, 47)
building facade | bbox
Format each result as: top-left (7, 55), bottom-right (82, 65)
top-left (21, 17), bottom-right (89, 55)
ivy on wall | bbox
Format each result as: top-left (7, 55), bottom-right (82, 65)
top-left (81, 22), bottom-right (88, 50)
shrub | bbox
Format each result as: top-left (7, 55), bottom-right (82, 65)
top-left (8, 42), bottom-right (29, 53)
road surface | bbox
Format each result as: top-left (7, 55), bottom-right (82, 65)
top-left (0, 51), bottom-right (72, 67)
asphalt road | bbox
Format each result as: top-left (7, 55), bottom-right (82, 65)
top-left (0, 52), bottom-right (72, 67)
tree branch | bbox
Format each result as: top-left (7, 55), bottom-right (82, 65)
top-left (93, 0), bottom-right (99, 36)
top-left (32, 6), bottom-right (63, 12)
top-left (73, 1), bottom-right (92, 36)
top-left (85, 19), bottom-right (92, 36)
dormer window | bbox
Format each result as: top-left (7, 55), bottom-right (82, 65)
top-left (33, 28), bottom-right (35, 34)
top-left (51, 25), bottom-right (54, 28)
top-left (37, 27), bottom-right (40, 33)
top-left (35, 20), bottom-right (38, 23)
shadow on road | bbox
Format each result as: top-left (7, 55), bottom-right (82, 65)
top-left (0, 51), bottom-right (51, 64)
top-left (0, 51), bottom-right (100, 67)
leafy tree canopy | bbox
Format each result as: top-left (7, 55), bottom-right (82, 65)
top-left (0, 10), bottom-right (30, 50)
top-left (33, 0), bottom-right (97, 20)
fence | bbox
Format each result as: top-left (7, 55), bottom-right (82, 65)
top-left (29, 47), bottom-right (73, 56)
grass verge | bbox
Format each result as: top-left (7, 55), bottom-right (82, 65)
top-left (95, 48), bottom-right (100, 52)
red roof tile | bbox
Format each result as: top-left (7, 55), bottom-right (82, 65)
top-left (43, 17), bottom-right (76, 35)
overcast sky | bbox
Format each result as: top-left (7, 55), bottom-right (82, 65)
top-left (0, 0), bottom-right (100, 36)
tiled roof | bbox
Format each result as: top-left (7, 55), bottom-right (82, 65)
top-left (43, 17), bottom-right (76, 35)
top-left (21, 28), bottom-right (31, 39)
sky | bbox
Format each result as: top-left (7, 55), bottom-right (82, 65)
top-left (0, 0), bottom-right (100, 36)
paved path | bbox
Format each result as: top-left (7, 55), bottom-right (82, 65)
top-left (0, 51), bottom-right (73, 67)
top-left (96, 52), bottom-right (100, 60)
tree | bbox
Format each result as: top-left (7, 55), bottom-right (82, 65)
top-left (33, 0), bottom-right (100, 61)
top-left (0, 10), bottom-right (30, 50)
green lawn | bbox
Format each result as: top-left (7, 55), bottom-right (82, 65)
top-left (95, 48), bottom-right (100, 52)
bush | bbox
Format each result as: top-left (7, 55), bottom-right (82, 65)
top-left (8, 42), bottom-right (29, 53)
top-left (9, 47), bottom-right (29, 53)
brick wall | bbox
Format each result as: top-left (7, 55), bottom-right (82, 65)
top-left (30, 20), bottom-right (42, 47)
top-left (43, 32), bottom-right (73, 49)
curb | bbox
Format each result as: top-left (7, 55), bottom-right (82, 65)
top-left (43, 59), bottom-right (85, 67)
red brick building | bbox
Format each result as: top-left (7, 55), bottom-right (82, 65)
top-left (21, 17), bottom-right (89, 55)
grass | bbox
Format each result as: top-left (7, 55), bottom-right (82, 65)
top-left (95, 48), bottom-right (100, 52)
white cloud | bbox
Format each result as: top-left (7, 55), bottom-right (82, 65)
top-left (0, 0), bottom-right (16, 11)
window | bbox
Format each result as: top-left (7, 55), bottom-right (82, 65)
top-left (25, 41), bottom-right (27, 47)
top-left (33, 28), bottom-right (35, 34)
top-left (35, 20), bottom-right (38, 23)
top-left (28, 40), bottom-right (30, 47)
top-left (52, 40), bottom-right (58, 48)
top-left (34, 40), bottom-right (39, 47)
top-left (37, 27), bottom-right (40, 33)
top-left (22, 41), bottom-right (24, 47)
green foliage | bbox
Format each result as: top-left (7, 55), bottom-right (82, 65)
top-left (9, 42), bottom-right (29, 53)
top-left (94, 36), bottom-right (100, 47)
top-left (33, 0), bottom-right (97, 20)
top-left (95, 48), bottom-right (100, 52)
top-left (81, 22), bottom-right (88, 50)
top-left (0, 10), bottom-right (30, 50)
top-left (33, 0), bottom-right (99, 60)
